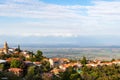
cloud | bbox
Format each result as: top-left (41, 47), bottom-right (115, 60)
top-left (2, 0), bottom-right (119, 19)
top-left (88, 1), bottom-right (120, 18)
top-left (0, 0), bottom-right (120, 37)
top-left (0, 0), bottom-right (84, 19)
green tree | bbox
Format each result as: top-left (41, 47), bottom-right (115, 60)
top-left (10, 59), bottom-right (22, 68)
top-left (14, 45), bottom-right (21, 52)
top-left (0, 71), bottom-right (22, 80)
top-left (40, 60), bottom-right (50, 72)
top-left (61, 67), bottom-right (73, 80)
top-left (0, 64), bottom-right (4, 71)
top-left (25, 66), bottom-right (35, 80)
top-left (0, 53), bottom-right (5, 59)
top-left (111, 58), bottom-right (115, 62)
top-left (81, 56), bottom-right (87, 65)
top-left (35, 50), bottom-right (43, 61)
top-left (25, 66), bottom-right (42, 80)
top-left (70, 73), bottom-right (82, 80)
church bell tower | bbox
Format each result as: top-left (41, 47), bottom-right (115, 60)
top-left (3, 42), bottom-right (9, 54)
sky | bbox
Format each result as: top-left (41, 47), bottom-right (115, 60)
top-left (0, 0), bottom-right (120, 46)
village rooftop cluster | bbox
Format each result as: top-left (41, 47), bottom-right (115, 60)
top-left (0, 42), bottom-right (120, 80)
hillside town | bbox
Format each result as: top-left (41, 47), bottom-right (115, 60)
top-left (0, 42), bottom-right (120, 80)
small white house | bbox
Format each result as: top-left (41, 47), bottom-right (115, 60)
top-left (0, 59), bottom-right (6, 64)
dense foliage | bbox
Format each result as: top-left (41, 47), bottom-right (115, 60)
top-left (10, 59), bottom-right (22, 68)
top-left (0, 71), bottom-right (22, 80)
top-left (81, 64), bottom-right (120, 80)
top-left (53, 64), bottom-right (120, 80)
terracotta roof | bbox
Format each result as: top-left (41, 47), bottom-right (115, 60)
top-left (52, 58), bottom-right (60, 62)
top-left (60, 58), bottom-right (70, 62)
top-left (6, 58), bottom-right (21, 62)
top-left (8, 68), bottom-right (23, 72)
top-left (51, 68), bottom-right (60, 74)
top-left (112, 61), bottom-right (120, 64)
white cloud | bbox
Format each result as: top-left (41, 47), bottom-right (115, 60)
top-left (0, 0), bottom-right (84, 19)
top-left (0, 0), bottom-right (120, 37)
top-left (20, 32), bottom-right (77, 37)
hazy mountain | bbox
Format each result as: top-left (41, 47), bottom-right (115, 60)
top-left (0, 35), bottom-right (120, 48)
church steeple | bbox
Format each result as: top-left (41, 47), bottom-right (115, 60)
top-left (3, 41), bottom-right (9, 54)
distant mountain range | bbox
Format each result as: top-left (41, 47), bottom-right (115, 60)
top-left (0, 35), bottom-right (120, 48)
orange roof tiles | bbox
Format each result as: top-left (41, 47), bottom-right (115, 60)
top-left (8, 68), bottom-right (23, 72)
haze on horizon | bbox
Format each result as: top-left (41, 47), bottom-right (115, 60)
top-left (0, 0), bottom-right (120, 47)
